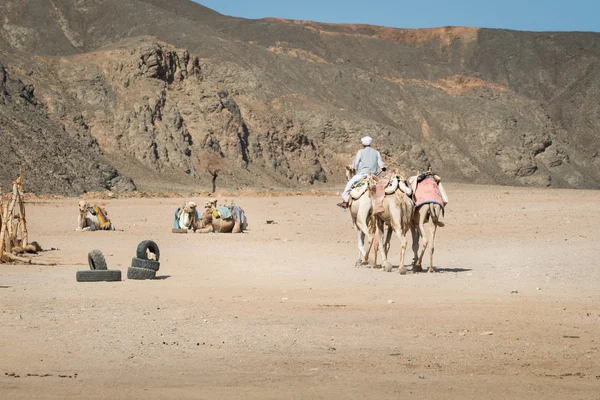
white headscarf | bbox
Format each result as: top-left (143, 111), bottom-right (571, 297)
top-left (361, 136), bottom-right (373, 146)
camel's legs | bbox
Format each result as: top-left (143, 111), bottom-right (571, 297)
top-left (427, 223), bottom-right (437, 273)
top-left (373, 218), bottom-right (383, 270)
top-left (410, 223), bottom-right (421, 270)
top-left (351, 195), bottom-right (375, 267)
top-left (385, 197), bottom-right (409, 275)
top-left (416, 209), bottom-right (429, 269)
top-left (378, 219), bottom-right (393, 271)
top-left (397, 227), bottom-right (408, 275)
top-left (357, 230), bottom-right (365, 263)
top-left (356, 228), bottom-right (370, 267)
top-left (370, 232), bottom-right (377, 267)
top-left (371, 218), bottom-right (382, 269)
top-left (386, 224), bottom-right (408, 275)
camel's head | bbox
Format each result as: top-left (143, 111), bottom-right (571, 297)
top-left (78, 200), bottom-right (88, 213)
top-left (392, 170), bottom-right (408, 185)
top-left (183, 201), bottom-right (197, 214)
top-left (396, 173), bottom-right (412, 197)
top-left (345, 165), bottom-right (356, 180)
top-left (366, 172), bottom-right (378, 195)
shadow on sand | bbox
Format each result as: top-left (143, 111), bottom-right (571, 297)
top-left (369, 265), bottom-right (472, 274)
top-left (411, 266), bottom-right (472, 274)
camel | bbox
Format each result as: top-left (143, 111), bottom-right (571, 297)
top-left (368, 173), bottom-right (415, 274)
top-left (348, 172), bottom-right (412, 270)
top-left (76, 200), bottom-right (115, 231)
top-left (348, 174), bottom-right (376, 267)
top-left (174, 201), bottom-right (200, 232)
top-left (194, 200), bottom-right (246, 233)
top-left (196, 207), bottom-right (240, 233)
top-left (408, 174), bottom-right (448, 273)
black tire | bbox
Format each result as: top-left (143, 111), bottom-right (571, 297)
top-left (127, 266), bottom-right (156, 280)
top-left (131, 257), bottom-right (160, 272)
top-left (172, 228), bottom-right (188, 234)
top-left (76, 270), bottom-right (121, 282)
top-left (136, 240), bottom-right (160, 261)
top-left (88, 249), bottom-right (108, 270)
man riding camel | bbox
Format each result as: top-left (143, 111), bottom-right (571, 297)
top-left (337, 136), bottom-right (386, 209)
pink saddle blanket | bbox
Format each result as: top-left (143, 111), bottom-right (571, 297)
top-left (414, 176), bottom-right (444, 208)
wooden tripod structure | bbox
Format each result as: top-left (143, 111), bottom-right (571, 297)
top-left (0, 170), bottom-right (29, 262)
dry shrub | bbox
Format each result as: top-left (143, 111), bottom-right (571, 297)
top-left (80, 191), bottom-right (183, 200)
top-left (21, 188), bottom-right (334, 202)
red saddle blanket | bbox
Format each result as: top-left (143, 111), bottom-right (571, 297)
top-left (373, 173), bottom-right (392, 214)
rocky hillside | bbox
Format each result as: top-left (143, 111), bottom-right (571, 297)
top-left (0, 0), bottom-right (599, 193)
top-left (0, 60), bottom-right (135, 194)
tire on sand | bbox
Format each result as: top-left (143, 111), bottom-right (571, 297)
top-left (127, 266), bottom-right (156, 280)
top-left (131, 257), bottom-right (160, 272)
top-left (136, 240), bottom-right (160, 261)
top-left (76, 270), bottom-right (121, 282)
top-left (88, 249), bottom-right (108, 270)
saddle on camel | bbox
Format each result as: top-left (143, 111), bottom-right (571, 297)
top-left (76, 200), bottom-right (114, 231)
top-left (409, 171), bottom-right (448, 211)
top-left (347, 171), bottom-right (412, 212)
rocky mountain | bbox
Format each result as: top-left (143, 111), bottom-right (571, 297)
top-left (0, 0), bottom-right (599, 193)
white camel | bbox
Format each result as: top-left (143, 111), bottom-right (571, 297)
top-left (348, 175), bottom-right (376, 267)
top-left (408, 174), bottom-right (449, 273)
top-left (348, 173), bottom-right (412, 269)
top-left (369, 174), bottom-right (415, 273)
top-left (175, 201), bottom-right (200, 232)
top-left (76, 200), bottom-right (115, 231)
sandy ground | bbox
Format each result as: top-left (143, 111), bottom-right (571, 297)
top-left (1, 183), bottom-right (599, 399)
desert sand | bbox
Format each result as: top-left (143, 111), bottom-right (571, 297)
top-left (1, 183), bottom-right (599, 399)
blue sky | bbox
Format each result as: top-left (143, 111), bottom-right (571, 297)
top-left (195, 0), bottom-right (599, 32)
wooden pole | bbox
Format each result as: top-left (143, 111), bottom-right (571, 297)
top-left (17, 184), bottom-right (28, 247)
top-left (3, 186), bottom-right (18, 255)
top-left (5, 253), bottom-right (57, 266)
top-left (0, 193), bottom-right (15, 260)
top-left (6, 196), bottom-right (13, 246)
top-left (6, 184), bottom-right (18, 252)
top-left (0, 194), bottom-right (5, 261)
top-left (13, 214), bottom-right (20, 248)
top-left (0, 172), bottom-right (30, 262)
top-left (0, 185), bottom-right (3, 238)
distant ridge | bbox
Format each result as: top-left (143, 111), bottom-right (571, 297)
top-left (1, 0), bottom-right (599, 193)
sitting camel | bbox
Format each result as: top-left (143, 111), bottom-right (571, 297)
top-left (368, 172), bottom-right (415, 274)
top-left (195, 200), bottom-right (246, 233)
top-left (174, 201), bottom-right (200, 232)
top-left (407, 173), bottom-right (448, 273)
top-left (76, 200), bottom-right (115, 231)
